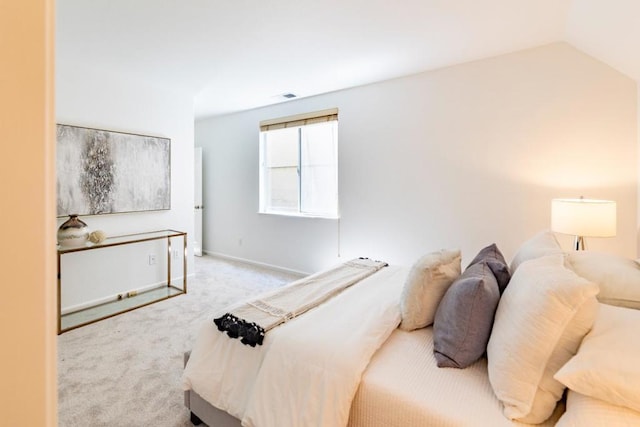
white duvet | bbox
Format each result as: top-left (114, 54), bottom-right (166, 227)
top-left (182, 265), bottom-right (407, 427)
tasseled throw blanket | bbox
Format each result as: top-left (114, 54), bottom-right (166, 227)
top-left (214, 257), bottom-right (388, 346)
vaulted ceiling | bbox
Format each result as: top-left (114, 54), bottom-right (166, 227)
top-left (56, 0), bottom-right (640, 119)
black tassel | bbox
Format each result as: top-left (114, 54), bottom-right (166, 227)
top-left (213, 314), bottom-right (265, 346)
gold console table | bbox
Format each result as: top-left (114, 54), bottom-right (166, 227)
top-left (57, 229), bottom-right (187, 334)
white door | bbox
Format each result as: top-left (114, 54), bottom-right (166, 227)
top-left (194, 147), bottom-right (203, 256)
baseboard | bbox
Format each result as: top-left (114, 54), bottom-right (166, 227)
top-left (204, 251), bottom-right (309, 277)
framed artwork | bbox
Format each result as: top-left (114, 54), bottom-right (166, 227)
top-left (56, 124), bottom-right (171, 216)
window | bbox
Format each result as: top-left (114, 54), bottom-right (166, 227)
top-left (259, 109), bottom-right (338, 218)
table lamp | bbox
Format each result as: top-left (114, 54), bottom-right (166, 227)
top-left (551, 198), bottom-right (616, 250)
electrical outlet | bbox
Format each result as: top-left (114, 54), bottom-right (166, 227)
top-left (172, 249), bottom-right (180, 259)
top-left (148, 254), bottom-right (156, 265)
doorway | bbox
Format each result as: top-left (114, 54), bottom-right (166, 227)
top-left (194, 146), bottom-right (203, 256)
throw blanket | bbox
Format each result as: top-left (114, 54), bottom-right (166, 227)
top-left (214, 258), bottom-right (388, 346)
top-left (182, 265), bottom-right (407, 427)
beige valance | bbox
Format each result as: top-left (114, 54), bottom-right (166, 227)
top-left (260, 108), bottom-right (338, 132)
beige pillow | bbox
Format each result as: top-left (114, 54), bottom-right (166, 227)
top-left (399, 249), bottom-right (461, 331)
top-left (555, 304), bottom-right (640, 413)
top-left (567, 251), bottom-right (640, 309)
top-left (487, 254), bottom-right (599, 423)
top-left (510, 230), bottom-right (563, 273)
top-left (557, 391), bottom-right (640, 427)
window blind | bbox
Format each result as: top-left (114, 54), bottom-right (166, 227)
top-left (260, 108), bottom-right (338, 132)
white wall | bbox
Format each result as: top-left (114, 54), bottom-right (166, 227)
top-left (196, 42), bottom-right (638, 273)
top-left (56, 61), bottom-right (195, 311)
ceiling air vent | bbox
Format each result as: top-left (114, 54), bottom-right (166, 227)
top-left (281, 93), bottom-right (297, 99)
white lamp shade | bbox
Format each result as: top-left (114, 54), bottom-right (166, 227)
top-left (551, 198), bottom-right (616, 237)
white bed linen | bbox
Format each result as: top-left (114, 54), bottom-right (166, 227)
top-left (182, 265), bottom-right (407, 427)
top-left (349, 328), bottom-right (564, 427)
top-left (556, 391), bottom-right (640, 427)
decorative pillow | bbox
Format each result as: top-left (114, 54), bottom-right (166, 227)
top-left (566, 251), bottom-right (640, 309)
top-left (487, 254), bottom-right (599, 424)
top-left (399, 250), bottom-right (461, 331)
top-left (467, 243), bottom-right (511, 293)
top-left (556, 391), bottom-right (640, 427)
top-left (554, 304), bottom-right (640, 413)
top-left (510, 230), bottom-right (562, 273)
top-left (433, 262), bottom-right (500, 368)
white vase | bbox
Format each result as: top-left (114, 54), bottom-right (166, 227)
top-left (57, 214), bottom-right (89, 247)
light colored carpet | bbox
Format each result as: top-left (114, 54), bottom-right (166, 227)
top-left (58, 255), bottom-right (301, 427)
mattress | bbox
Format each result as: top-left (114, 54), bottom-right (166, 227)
top-left (348, 327), bottom-right (564, 427)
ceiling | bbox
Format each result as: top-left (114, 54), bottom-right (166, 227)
top-left (56, 0), bottom-right (640, 120)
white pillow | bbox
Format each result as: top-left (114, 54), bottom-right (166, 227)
top-left (555, 304), bottom-right (640, 412)
top-left (487, 254), bottom-right (599, 424)
top-left (510, 230), bottom-right (563, 273)
top-left (567, 251), bottom-right (640, 309)
top-left (399, 249), bottom-right (461, 331)
top-left (557, 391), bottom-right (640, 427)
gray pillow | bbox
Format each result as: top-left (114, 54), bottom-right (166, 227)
top-left (468, 243), bottom-right (511, 294)
top-left (433, 262), bottom-right (500, 368)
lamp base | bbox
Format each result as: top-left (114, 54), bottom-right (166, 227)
top-left (573, 235), bottom-right (585, 251)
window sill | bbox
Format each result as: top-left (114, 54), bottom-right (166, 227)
top-left (258, 211), bottom-right (339, 220)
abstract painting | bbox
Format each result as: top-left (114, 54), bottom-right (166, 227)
top-left (56, 124), bottom-right (171, 216)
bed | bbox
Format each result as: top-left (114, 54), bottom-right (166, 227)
top-left (183, 326), bottom-right (563, 427)
top-left (182, 264), bottom-right (408, 427)
top-left (182, 232), bottom-right (640, 427)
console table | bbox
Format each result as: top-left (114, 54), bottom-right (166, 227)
top-left (57, 229), bottom-right (187, 334)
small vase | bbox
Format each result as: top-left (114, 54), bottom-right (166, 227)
top-left (57, 214), bottom-right (89, 247)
